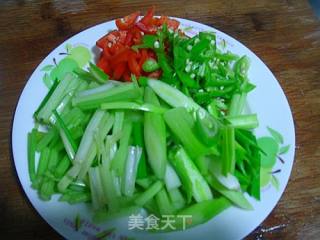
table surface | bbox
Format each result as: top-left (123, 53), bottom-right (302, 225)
top-left (0, 0), bottom-right (319, 239)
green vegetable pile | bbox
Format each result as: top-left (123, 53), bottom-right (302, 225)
top-left (27, 27), bottom-right (289, 231)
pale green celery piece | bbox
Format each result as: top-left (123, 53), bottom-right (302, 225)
top-left (111, 170), bottom-right (122, 197)
top-left (101, 102), bottom-right (166, 114)
top-left (174, 198), bottom-right (231, 230)
top-left (75, 81), bottom-right (117, 99)
top-left (78, 112), bottom-right (114, 180)
top-left (77, 146), bottom-right (97, 180)
top-left (221, 126), bottom-right (236, 175)
top-left (39, 177), bottom-right (55, 201)
top-left (49, 80), bottom-right (88, 124)
top-left (228, 93), bottom-right (247, 116)
top-left (164, 108), bottom-right (208, 160)
top-left (209, 158), bottom-right (240, 190)
top-left (37, 73), bottom-right (79, 123)
top-left (168, 188), bottom-right (186, 211)
top-left (147, 79), bottom-right (201, 112)
top-left (144, 198), bottom-right (160, 217)
top-left (164, 163), bottom-right (182, 190)
top-left (225, 114), bottom-right (259, 129)
top-left (73, 83), bottom-right (142, 109)
top-left (155, 188), bottom-right (175, 215)
top-left (55, 155), bottom-right (71, 178)
top-left (122, 146), bottom-right (142, 197)
top-left (36, 148), bottom-right (51, 179)
top-left (36, 128), bottom-right (57, 152)
top-left (49, 93), bottom-right (73, 125)
top-left (111, 120), bottom-right (132, 176)
top-left (57, 110), bottom-right (107, 191)
top-left (68, 192), bottom-right (91, 204)
top-left (64, 192), bottom-right (90, 204)
top-left (99, 163), bottom-right (120, 211)
top-left (47, 148), bottom-right (59, 171)
top-left (88, 167), bottom-right (105, 210)
top-left (113, 111), bottom-right (125, 134)
top-left (32, 147), bottom-right (50, 190)
top-left (134, 180), bottom-right (163, 206)
top-left (88, 81), bottom-right (100, 89)
top-left (136, 177), bottom-right (156, 189)
top-left (38, 109), bottom-right (83, 152)
top-left (57, 162), bottom-right (82, 192)
top-left (104, 133), bottom-right (122, 165)
top-left (144, 87), bottom-right (167, 179)
top-left (28, 129), bottom-right (37, 183)
top-left (53, 110), bottom-right (77, 161)
top-left (75, 109), bottom-right (105, 165)
top-left (94, 129), bottom-right (104, 164)
top-left (206, 175), bottom-right (253, 210)
top-left (173, 147), bottom-right (213, 203)
top-left (89, 62), bottom-right (108, 83)
top-left (99, 112), bottom-right (114, 137)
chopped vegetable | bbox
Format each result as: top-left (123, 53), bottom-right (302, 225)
top-left (27, 7), bottom-right (288, 232)
top-left (144, 87), bottom-right (167, 179)
top-left (172, 147), bottom-right (213, 203)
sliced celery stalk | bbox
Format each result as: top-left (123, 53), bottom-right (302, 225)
top-left (73, 83), bottom-right (141, 109)
top-left (77, 111), bottom-right (110, 179)
top-left (225, 114), bottom-right (258, 129)
top-left (173, 147), bottom-right (213, 203)
top-left (113, 111), bottom-right (125, 134)
top-left (135, 180), bottom-right (163, 206)
top-left (206, 175), bottom-right (253, 210)
top-left (89, 62), bottom-right (109, 84)
top-left (228, 93), bottom-right (247, 116)
top-left (122, 146), bottom-right (142, 196)
top-left (27, 129), bottom-right (37, 183)
top-left (111, 120), bottom-right (132, 176)
top-left (34, 79), bottom-right (59, 119)
top-left (144, 87), bottom-right (167, 179)
top-left (147, 79), bottom-right (201, 112)
top-left (88, 167), bottom-right (105, 210)
top-left (101, 102), bottom-right (166, 114)
top-left (57, 110), bottom-right (107, 192)
top-left (174, 198), bottom-right (231, 230)
top-left (164, 163), bottom-right (182, 190)
top-left (221, 126), bottom-right (236, 175)
top-left (59, 191), bottom-right (90, 204)
top-left (133, 122), bottom-right (148, 179)
top-left (55, 155), bottom-right (71, 178)
top-left (37, 73), bottom-right (79, 123)
top-left (155, 188), bottom-right (175, 215)
top-left (53, 110), bottom-right (77, 161)
top-left (164, 107), bottom-right (208, 160)
top-left (99, 163), bottom-right (120, 211)
top-left (31, 147), bottom-right (50, 189)
top-left (49, 80), bottom-right (88, 125)
top-left (168, 188), bottom-right (186, 211)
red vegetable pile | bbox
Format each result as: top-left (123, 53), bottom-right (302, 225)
top-left (96, 7), bottom-right (180, 81)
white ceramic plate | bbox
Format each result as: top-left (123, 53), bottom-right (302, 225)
top-left (12, 18), bottom-right (295, 240)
